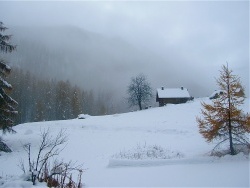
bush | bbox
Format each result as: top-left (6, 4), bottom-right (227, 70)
top-left (112, 143), bottom-right (184, 160)
top-left (19, 128), bottom-right (84, 187)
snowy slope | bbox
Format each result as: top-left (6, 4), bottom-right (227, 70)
top-left (0, 98), bottom-right (249, 187)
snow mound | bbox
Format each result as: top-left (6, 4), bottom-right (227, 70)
top-left (109, 144), bottom-right (184, 167)
top-left (0, 175), bottom-right (46, 188)
top-left (112, 144), bottom-right (184, 160)
top-left (108, 159), bottom-right (176, 167)
top-left (77, 114), bottom-right (91, 119)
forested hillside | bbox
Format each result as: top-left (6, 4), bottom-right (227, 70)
top-left (3, 26), bottom-right (158, 114)
top-left (6, 26), bottom-right (146, 94)
top-left (7, 67), bottom-right (115, 124)
top-left (3, 26), bottom-right (216, 114)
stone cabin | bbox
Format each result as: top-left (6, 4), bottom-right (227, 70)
top-left (156, 87), bottom-right (191, 107)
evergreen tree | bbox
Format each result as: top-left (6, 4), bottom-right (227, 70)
top-left (197, 64), bottom-right (250, 155)
top-left (43, 79), bottom-right (57, 121)
top-left (82, 90), bottom-right (95, 115)
top-left (0, 22), bottom-right (17, 133)
top-left (23, 71), bottom-right (34, 121)
top-left (55, 80), bottom-right (72, 120)
top-left (71, 85), bottom-right (82, 118)
top-left (35, 100), bottom-right (45, 122)
top-left (6, 67), bottom-right (22, 124)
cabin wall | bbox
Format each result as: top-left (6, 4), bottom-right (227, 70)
top-left (158, 98), bottom-right (189, 106)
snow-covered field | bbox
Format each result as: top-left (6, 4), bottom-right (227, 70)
top-left (0, 98), bottom-right (249, 187)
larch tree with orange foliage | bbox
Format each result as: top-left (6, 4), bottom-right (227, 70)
top-left (197, 64), bottom-right (250, 155)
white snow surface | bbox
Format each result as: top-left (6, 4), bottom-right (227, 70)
top-left (157, 87), bottom-right (190, 98)
top-left (77, 114), bottom-right (91, 119)
top-left (0, 98), bottom-right (249, 187)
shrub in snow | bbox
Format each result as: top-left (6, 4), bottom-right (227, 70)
top-left (18, 128), bottom-right (84, 187)
top-left (112, 144), bottom-right (184, 160)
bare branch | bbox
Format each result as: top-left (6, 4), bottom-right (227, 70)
top-left (21, 128), bottom-right (68, 185)
top-left (18, 158), bottom-right (26, 174)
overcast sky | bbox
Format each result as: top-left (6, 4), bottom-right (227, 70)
top-left (0, 0), bottom-right (249, 98)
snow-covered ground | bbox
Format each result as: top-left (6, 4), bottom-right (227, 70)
top-left (0, 98), bottom-right (249, 187)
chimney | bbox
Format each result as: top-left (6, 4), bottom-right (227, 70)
top-left (181, 86), bottom-right (184, 90)
top-left (161, 86), bottom-right (164, 90)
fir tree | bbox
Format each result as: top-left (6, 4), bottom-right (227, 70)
top-left (0, 22), bottom-right (17, 133)
top-left (35, 100), bottom-right (45, 122)
top-left (71, 85), bottom-right (82, 118)
top-left (0, 22), bottom-right (18, 152)
top-left (55, 80), bottom-right (72, 120)
top-left (197, 64), bottom-right (250, 155)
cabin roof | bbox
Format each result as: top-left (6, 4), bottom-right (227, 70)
top-left (156, 87), bottom-right (190, 99)
top-left (209, 90), bottom-right (225, 99)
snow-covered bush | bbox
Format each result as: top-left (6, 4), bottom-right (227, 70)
top-left (18, 129), bottom-right (84, 187)
top-left (112, 143), bottom-right (184, 160)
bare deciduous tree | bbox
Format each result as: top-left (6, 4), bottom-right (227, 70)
top-left (127, 74), bottom-right (153, 110)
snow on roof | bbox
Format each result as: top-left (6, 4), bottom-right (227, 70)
top-left (157, 87), bottom-right (190, 98)
top-left (209, 90), bottom-right (225, 99)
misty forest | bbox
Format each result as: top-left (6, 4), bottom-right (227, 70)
top-left (4, 26), bottom-right (145, 124)
top-left (8, 68), bottom-right (111, 123)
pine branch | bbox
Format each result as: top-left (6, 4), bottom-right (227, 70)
top-left (0, 40), bottom-right (16, 53)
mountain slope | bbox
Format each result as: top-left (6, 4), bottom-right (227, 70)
top-left (0, 98), bottom-right (249, 187)
top-left (4, 25), bottom-right (218, 105)
top-left (6, 26), bottom-right (153, 91)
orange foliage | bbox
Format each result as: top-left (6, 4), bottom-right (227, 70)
top-left (197, 64), bottom-right (249, 149)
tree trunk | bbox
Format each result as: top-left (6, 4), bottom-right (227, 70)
top-left (228, 122), bottom-right (235, 155)
top-left (138, 101), bottom-right (142, 110)
top-left (228, 107), bottom-right (235, 155)
top-left (227, 68), bottom-right (235, 155)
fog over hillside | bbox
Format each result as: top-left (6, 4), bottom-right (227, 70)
top-left (5, 26), bottom-right (223, 103)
